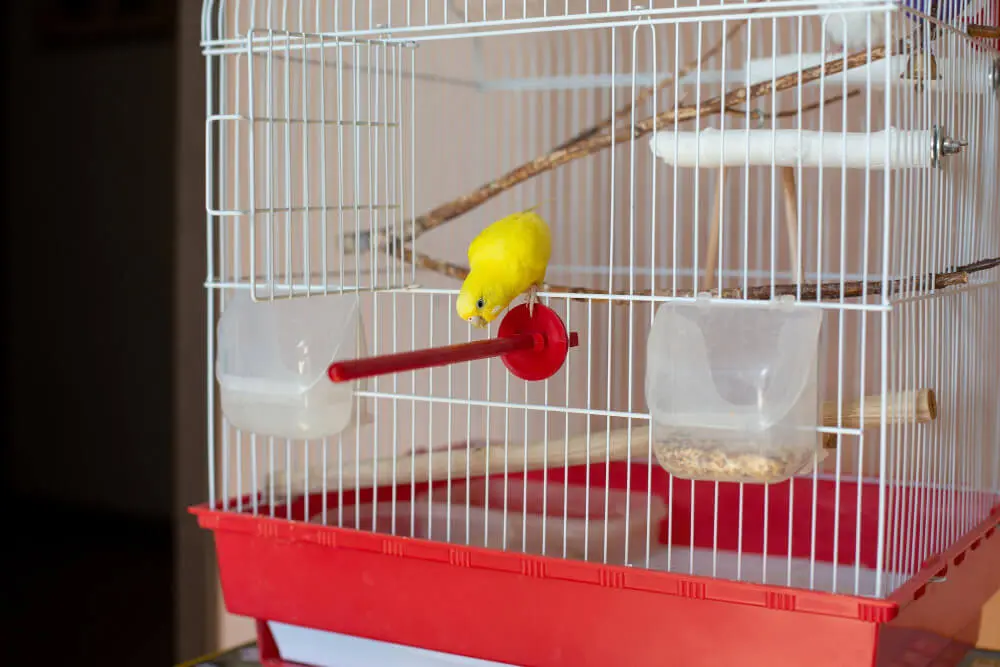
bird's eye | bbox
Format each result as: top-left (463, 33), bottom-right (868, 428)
top-left (476, 298), bottom-right (485, 309)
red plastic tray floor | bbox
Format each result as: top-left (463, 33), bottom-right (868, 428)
top-left (193, 463), bottom-right (1000, 667)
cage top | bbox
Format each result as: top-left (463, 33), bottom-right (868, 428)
top-left (199, 0), bottom-right (896, 47)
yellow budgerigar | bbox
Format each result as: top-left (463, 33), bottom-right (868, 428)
top-left (456, 206), bottom-right (552, 329)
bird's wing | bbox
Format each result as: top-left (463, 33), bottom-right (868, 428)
top-left (468, 211), bottom-right (526, 265)
top-left (468, 210), bottom-right (552, 279)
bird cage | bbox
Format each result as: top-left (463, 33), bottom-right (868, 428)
top-left (192, 1), bottom-right (1000, 665)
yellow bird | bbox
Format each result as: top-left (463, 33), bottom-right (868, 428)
top-left (456, 206), bottom-right (552, 329)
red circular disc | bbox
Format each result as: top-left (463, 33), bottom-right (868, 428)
top-left (497, 303), bottom-right (571, 382)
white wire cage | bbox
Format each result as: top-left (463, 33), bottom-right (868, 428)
top-left (199, 0), bottom-right (1000, 644)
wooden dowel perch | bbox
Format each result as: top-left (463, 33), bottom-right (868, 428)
top-left (270, 388), bottom-right (936, 497)
top-left (966, 23), bottom-right (1000, 39)
top-left (836, 388), bottom-right (936, 429)
top-left (703, 166), bottom-right (801, 291)
top-left (780, 166), bottom-right (802, 285)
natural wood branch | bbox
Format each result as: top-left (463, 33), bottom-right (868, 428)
top-left (332, 45), bottom-right (892, 258)
top-left (724, 89), bottom-right (861, 120)
top-left (403, 248), bottom-right (997, 306)
top-left (955, 257), bottom-right (1000, 274)
top-left (334, 24), bottom-right (748, 257)
top-left (269, 389), bottom-right (938, 496)
top-left (553, 20), bottom-right (749, 152)
top-left (390, 45), bottom-right (889, 255)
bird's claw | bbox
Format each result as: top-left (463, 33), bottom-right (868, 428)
top-left (526, 285), bottom-right (539, 318)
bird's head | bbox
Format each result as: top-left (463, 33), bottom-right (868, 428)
top-left (456, 275), bottom-right (503, 329)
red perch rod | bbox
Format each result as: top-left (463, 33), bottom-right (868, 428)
top-left (329, 333), bottom-right (542, 382)
top-left (328, 303), bottom-right (580, 383)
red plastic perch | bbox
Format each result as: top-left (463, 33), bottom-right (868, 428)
top-left (328, 303), bottom-right (580, 383)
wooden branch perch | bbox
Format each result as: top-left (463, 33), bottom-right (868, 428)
top-left (552, 20), bottom-right (750, 152)
top-left (725, 89), bottom-right (862, 121)
top-left (392, 45), bottom-right (888, 255)
top-left (390, 48), bottom-right (913, 302)
top-left (269, 389), bottom-right (937, 497)
top-left (402, 251), bottom-right (999, 306)
top-left (328, 42), bottom-right (893, 258)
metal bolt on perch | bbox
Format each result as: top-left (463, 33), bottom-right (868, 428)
top-left (328, 303), bottom-right (579, 384)
top-left (932, 125), bottom-right (968, 167)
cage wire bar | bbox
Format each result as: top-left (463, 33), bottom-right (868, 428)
top-left (200, 0), bottom-right (1000, 611)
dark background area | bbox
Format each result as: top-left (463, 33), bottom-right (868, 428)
top-left (3, 1), bottom-right (193, 664)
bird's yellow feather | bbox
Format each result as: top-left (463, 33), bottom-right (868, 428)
top-left (456, 208), bottom-right (552, 328)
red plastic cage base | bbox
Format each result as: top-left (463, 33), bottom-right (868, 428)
top-left (192, 463), bottom-right (1000, 667)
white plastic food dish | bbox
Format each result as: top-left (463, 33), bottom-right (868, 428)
top-left (216, 291), bottom-right (364, 440)
top-left (644, 294), bottom-right (823, 484)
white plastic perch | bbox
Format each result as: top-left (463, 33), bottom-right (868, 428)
top-left (649, 127), bottom-right (935, 169)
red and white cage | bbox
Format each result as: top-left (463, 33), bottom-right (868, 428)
top-left (192, 1), bottom-right (1000, 665)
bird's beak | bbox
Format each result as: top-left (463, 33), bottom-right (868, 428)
top-left (468, 316), bottom-right (487, 329)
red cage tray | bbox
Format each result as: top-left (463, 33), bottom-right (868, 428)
top-left (192, 463), bottom-right (1000, 667)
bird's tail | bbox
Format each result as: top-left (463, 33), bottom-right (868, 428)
top-left (523, 197), bottom-right (557, 215)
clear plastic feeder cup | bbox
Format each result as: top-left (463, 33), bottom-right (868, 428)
top-left (644, 295), bottom-right (823, 484)
top-left (215, 291), bottom-right (364, 440)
